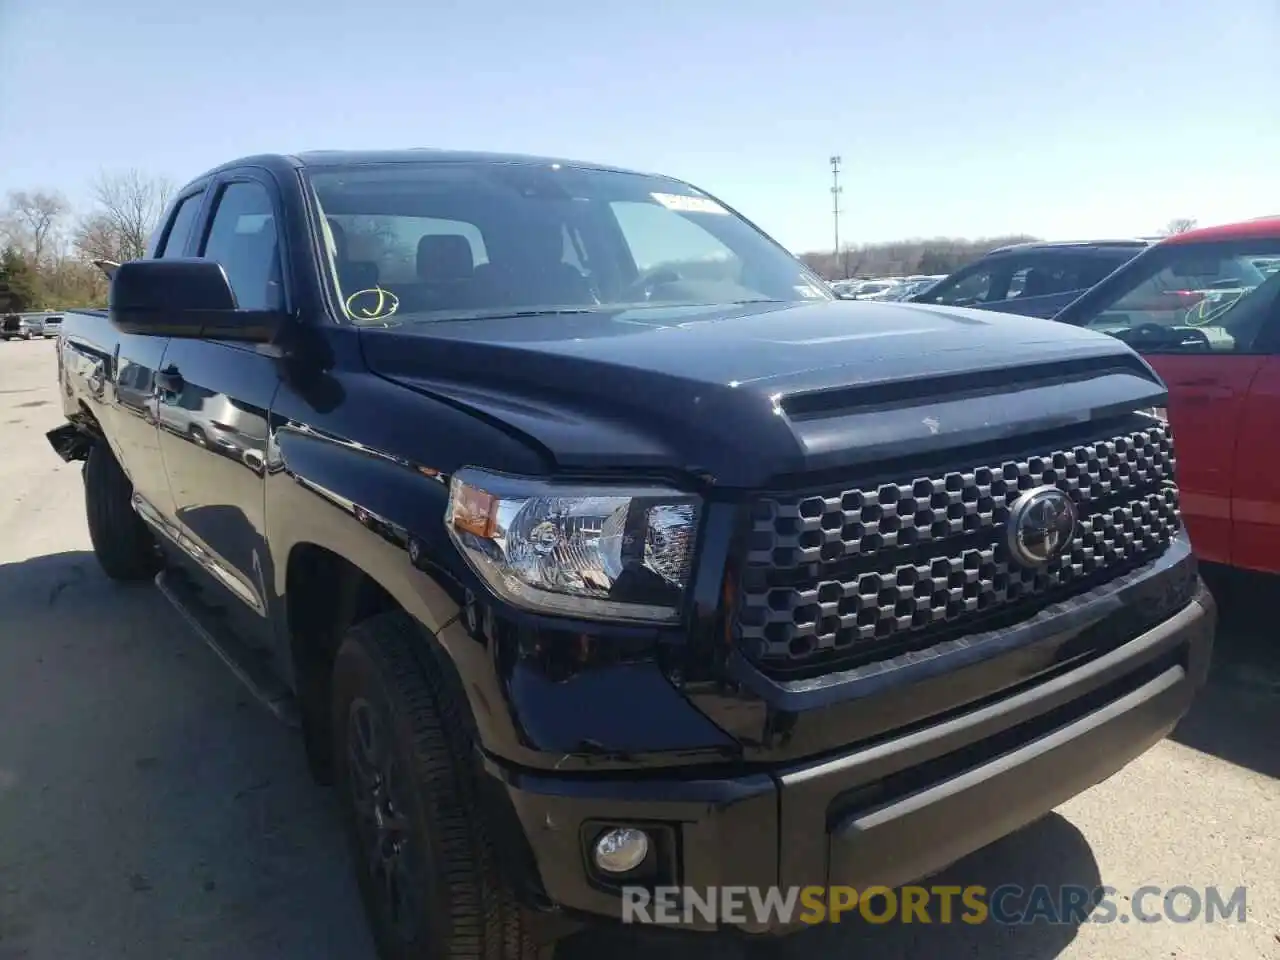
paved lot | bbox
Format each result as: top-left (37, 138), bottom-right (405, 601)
top-left (0, 339), bottom-right (1276, 960)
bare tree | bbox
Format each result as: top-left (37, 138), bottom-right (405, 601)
top-left (1, 189), bottom-right (71, 265)
top-left (73, 169), bottom-right (175, 264)
top-left (1161, 217), bottom-right (1198, 236)
top-left (73, 212), bottom-right (129, 264)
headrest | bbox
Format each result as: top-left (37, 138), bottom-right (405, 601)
top-left (1021, 270), bottom-right (1050, 296)
top-left (340, 261), bottom-right (380, 291)
top-left (417, 234), bottom-right (474, 281)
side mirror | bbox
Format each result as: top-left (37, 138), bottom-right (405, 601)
top-left (109, 258), bottom-right (281, 341)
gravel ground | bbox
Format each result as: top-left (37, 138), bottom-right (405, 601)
top-left (0, 338), bottom-right (1276, 960)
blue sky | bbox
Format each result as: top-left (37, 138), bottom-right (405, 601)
top-left (1, 0), bottom-right (1276, 253)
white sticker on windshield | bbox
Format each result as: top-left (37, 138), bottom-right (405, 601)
top-left (651, 192), bottom-right (728, 215)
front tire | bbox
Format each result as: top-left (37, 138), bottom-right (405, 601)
top-left (331, 612), bottom-right (542, 960)
top-left (84, 442), bottom-right (162, 581)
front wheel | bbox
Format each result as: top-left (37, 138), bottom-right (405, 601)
top-left (331, 612), bottom-right (543, 960)
top-left (84, 442), bottom-right (162, 581)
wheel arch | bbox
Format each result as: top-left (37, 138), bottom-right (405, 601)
top-left (280, 542), bottom-right (554, 914)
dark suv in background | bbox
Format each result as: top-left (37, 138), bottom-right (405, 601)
top-left (910, 239), bottom-right (1152, 318)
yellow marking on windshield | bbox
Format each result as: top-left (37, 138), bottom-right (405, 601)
top-left (345, 287), bottom-right (400, 321)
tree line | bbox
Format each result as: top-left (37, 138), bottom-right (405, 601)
top-left (798, 234), bottom-right (1040, 281)
top-left (797, 218), bottom-right (1199, 281)
top-left (0, 170), bottom-right (174, 313)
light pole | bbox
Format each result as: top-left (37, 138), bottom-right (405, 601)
top-left (830, 155), bottom-right (843, 276)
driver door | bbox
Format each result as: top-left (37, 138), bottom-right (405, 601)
top-left (1065, 238), bottom-right (1280, 566)
top-left (1226, 305), bottom-right (1280, 574)
top-left (1141, 352), bottom-right (1263, 565)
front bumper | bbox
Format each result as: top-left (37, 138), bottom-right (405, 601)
top-left (484, 579), bottom-right (1215, 934)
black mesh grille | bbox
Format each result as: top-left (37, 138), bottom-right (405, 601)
top-left (736, 421), bottom-right (1180, 674)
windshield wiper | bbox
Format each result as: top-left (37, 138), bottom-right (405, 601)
top-left (408, 307), bottom-right (601, 324)
top-left (404, 301), bottom-right (789, 324)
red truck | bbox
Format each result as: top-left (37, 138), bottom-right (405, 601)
top-left (1056, 217), bottom-right (1280, 575)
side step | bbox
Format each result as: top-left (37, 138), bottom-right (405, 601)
top-left (155, 569), bottom-right (300, 727)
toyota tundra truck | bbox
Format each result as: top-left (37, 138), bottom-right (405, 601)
top-left (46, 150), bottom-right (1215, 960)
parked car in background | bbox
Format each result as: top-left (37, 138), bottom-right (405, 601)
top-left (1054, 217), bottom-right (1280, 576)
top-left (849, 278), bottom-right (902, 299)
top-left (36, 312), bottom-right (63, 338)
top-left (910, 239), bottom-right (1151, 318)
top-left (864, 275), bottom-right (945, 300)
top-left (2, 313), bottom-right (41, 339)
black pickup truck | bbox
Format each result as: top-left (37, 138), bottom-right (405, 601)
top-left (47, 150), bottom-right (1214, 959)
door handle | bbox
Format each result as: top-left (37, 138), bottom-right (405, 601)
top-left (155, 367), bottom-right (184, 393)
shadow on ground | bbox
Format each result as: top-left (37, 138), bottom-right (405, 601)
top-left (0, 549), bottom-right (1266, 959)
top-left (0, 550), bottom-right (374, 960)
top-left (1168, 566), bottom-right (1280, 778)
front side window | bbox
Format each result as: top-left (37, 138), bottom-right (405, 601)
top-left (1004, 256), bottom-right (1093, 300)
top-left (306, 162), bottom-right (830, 323)
top-left (1063, 240), bottom-right (1280, 353)
top-left (200, 181), bottom-right (283, 311)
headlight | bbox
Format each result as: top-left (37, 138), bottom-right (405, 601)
top-left (1138, 406), bottom-right (1168, 422)
top-left (444, 467), bottom-right (700, 623)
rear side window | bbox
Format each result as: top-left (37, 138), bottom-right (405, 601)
top-left (1001, 251), bottom-right (1140, 301)
top-left (1077, 252), bottom-right (1135, 287)
top-left (1005, 257), bottom-right (1087, 299)
top-left (199, 182), bottom-right (283, 311)
top-left (156, 193), bottom-right (204, 258)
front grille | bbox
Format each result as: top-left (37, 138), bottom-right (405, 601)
top-left (736, 420), bottom-right (1180, 675)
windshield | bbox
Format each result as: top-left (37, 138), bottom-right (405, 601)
top-left (1061, 239), bottom-right (1280, 352)
top-left (306, 162), bottom-right (832, 323)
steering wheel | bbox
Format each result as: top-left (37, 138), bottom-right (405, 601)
top-left (624, 267), bottom-right (683, 301)
top-left (1130, 322), bottom-right (1171, 340)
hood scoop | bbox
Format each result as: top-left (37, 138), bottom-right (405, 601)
top-left (778, 354), bottom-right (1156, 421)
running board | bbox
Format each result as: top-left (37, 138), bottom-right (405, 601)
top-left (155, 569), bottom-right (300, 728)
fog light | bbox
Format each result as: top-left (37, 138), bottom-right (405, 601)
top-left (593, 827), bottom-right (650, 874)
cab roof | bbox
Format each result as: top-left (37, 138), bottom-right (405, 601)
top-left (193, 149), bottom-right (662, 183)
top-left (987, 238), bottom-right (1153, 255)
top-left (1162, 217), bottom-right (1280, 245)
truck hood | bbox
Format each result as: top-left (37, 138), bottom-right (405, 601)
top-left (359, 299), bottom-right (1166, 487)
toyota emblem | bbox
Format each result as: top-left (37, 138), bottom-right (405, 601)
top-left (1007, 485), bottom-right (1078, 567)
